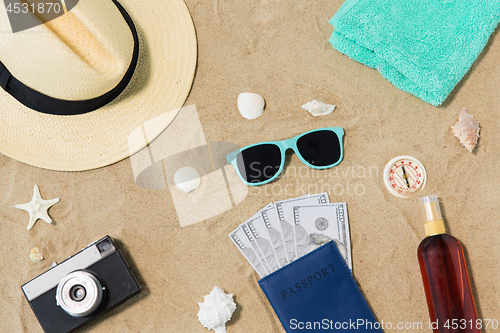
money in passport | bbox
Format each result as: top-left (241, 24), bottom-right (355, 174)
top-left (244, 213), bottom-right (281, 272)
top-left (240, 222), bottom-right (273, 273)
top-left (260, 204), bottom-right (288, 267)
top-left (229, 226), bottom-right (269, 278)
top-left (274, 193), bottom-right (330, 262)
top-left (293, 203), bottom-right (352, 271)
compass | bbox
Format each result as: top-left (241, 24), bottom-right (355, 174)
top-left (383, 156), bottom-right (427, 198)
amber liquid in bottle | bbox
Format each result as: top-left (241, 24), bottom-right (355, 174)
top-left (418, 195), bottom-right (479, 333)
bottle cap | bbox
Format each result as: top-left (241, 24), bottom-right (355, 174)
top-left (420, 195), bottom-right (442, 222)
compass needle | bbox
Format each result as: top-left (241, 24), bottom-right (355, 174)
top-left (402, 166), bottom-right (411, 188)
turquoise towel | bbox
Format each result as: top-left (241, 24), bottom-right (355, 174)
top-left (329, 0), bottom-right (500, 106)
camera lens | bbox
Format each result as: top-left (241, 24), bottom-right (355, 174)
top-left (56, 271), bottom-right (104, 317)
top-left (69, 285), bottom-right (86, 302)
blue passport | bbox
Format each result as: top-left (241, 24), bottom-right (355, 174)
top-left (258, 241), bottom-right (382, 332)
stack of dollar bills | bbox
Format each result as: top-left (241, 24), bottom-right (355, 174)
top-left (229, 193), bottom-right (351, 278)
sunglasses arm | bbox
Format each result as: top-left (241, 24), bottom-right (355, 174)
top-left (226, 150), bottom-right (241, 164)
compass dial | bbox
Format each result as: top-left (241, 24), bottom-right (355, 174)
top-left (383, 156), bottom-right (427, 198)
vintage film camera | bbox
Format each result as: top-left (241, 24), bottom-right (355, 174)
top-left (21, 236), bottom-right (142, 333)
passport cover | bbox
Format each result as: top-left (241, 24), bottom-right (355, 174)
top-left (258, 241), bottom-right (382, 332)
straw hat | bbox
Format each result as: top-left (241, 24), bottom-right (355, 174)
top-left (0, 0), bottom-right (197, 171)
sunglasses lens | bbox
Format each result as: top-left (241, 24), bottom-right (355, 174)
top-left (236, 144), bottom-right (282, 184)
top-left (296, 130), bottom-right (341, 167)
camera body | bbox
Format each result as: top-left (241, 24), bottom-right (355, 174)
top-left (22, 236), bottom-right (142, 333)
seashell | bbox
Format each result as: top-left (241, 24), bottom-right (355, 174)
top-left (451, 108), bottom-right (480, 152)
top-left (237, 92), bottom-right (265, 119)
top-left (30, 247), bottom-right (44, 263)
top-left (198, 286), bottom-right (236, 333)
top-left (307, 234), bottom-right (347, 263)
top-left (174, 167), bottom-right (201, 193)
top-left (310, 233), bottom-right (332, 246)
top-left (301, 100), bottom-right (336, 117)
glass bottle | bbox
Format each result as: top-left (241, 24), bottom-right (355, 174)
top-left (417, 195), bottom-right (480, 333)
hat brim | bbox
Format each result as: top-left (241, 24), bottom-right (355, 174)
top-left (0, 0), bottom-right (197, 171)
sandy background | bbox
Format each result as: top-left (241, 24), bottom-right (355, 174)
top-left (2, 0), bottom-right (500, 332)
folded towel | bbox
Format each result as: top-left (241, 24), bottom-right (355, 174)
top-left (329, 0), bottom-right (500, 106)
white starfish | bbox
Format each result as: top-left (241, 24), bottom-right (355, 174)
top-left (15, 185), bottom-right (60, 230)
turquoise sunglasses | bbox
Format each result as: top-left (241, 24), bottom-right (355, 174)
top-left (226, 127), bottom-right (344, 186)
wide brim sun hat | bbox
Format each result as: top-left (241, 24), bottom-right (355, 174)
top-left (0, 0), bottom-right (197, 171)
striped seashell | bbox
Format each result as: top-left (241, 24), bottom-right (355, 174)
top-left (451, 108), bottom-right (480, 152)
top-left (237, 93), bottom-right (265, 120)
top-left (174, 166), bottom-right (201, 193)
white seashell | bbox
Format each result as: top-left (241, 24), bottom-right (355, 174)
top-left (301, 100), bottom-right (336, 117)
top-left (198, 287), bottom-right (236, 333)
top-left (310, 233), bottom-right (332, 246)
top-left (307, 235), bottom-right (347, 263)
top-left (174, 167), bottom-right (201, 193)
top-left (237, 93), bottom-right (265, 119)
top-left (451, 108), bottom-right (480, 152)
top-left (30, 247), bottom-right (44, 263)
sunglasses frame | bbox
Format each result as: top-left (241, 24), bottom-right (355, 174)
top-left (226, 127), bottom-right (345, 186)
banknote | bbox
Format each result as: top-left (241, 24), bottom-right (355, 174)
top-left (293, 203), bottom-right (352, 270)
top-left (240, 221), bottom-right (272, 273)
top-left (229, 226), bottom-right (269, 278)
top-left (275, 193), bottom-right (330, 262)
top-left (245, 213), bottom-right (281, 272)
top-left (260, 204), bottom-right (288, 267)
